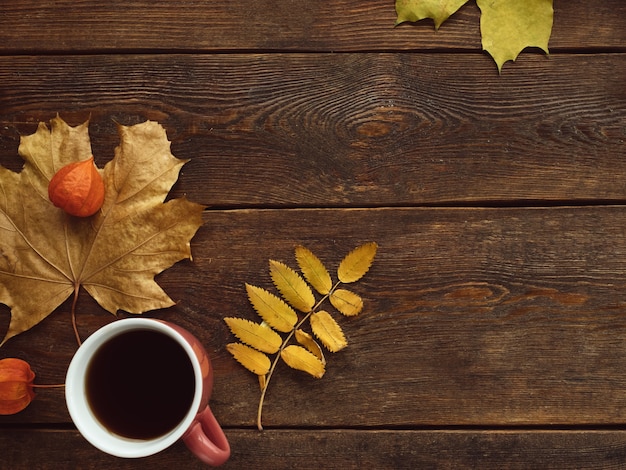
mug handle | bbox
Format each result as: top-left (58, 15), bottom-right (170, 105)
top-left (183, 406), bottom-right (231, 466)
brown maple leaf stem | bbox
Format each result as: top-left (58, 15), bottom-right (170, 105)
top-left (70, 283), bottom-right (82, 346)
top-left (256, 280), bottom-right (342, 431)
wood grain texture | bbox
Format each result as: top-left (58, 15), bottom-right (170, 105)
top-left (1, 1), bottom-right (625, 467)
top-left (3, 207), bottom-right (626, 428)
top-left (1, 428), bottom-right (626, 469)
top-left (0, 53), bottom-right (624, 207)
top-left (0, 0), bottom-right (625, 53)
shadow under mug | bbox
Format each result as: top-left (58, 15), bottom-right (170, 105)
top-left (65, 318), bottom-right (230, 466)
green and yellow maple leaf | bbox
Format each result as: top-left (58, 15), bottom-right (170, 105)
top-left (0, 116), bottom-right (204, 345)
top-left (395, 0), bottom-right (553, 72)
top-left (395, 0), bottom-right (468, 29)
top-left (478, 0), bottom-right (553, 72)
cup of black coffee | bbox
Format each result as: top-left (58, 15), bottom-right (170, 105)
top-left (65, 318), bottom-right (230, 466)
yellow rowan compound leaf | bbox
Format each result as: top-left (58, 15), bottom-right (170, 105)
top-left (224, 318), bottom-right (282, 354)
top-left (310, 310), bottom-right (347, 353)
top-left (295, 329), bottom-right (326, 365)
top-left (269, 260), bottom-right (315, 313)
top-left (295, 246), bottom-right (332, 295)
top-left (395, 0), bottom-right (469, 29)
top-left (330, 289), bottom-right (364, 317)
top-left (245, 284), bottom-right (298, 333)
top-left (477, 0), bottom-right (553, 73)
top-left (227, 343), bottom-right (271, 376)
top-left (281, 345), bottom-right (325, 379)
top-left (337, 242), bottom-right (378, 284)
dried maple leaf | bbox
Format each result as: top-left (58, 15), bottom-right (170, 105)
top-left (0, 116), bottom-right (204, 346)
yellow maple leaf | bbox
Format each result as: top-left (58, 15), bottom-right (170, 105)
top-left (477, 0), bottom-right (553, 72)
top-left (0, 116), bottom-right (204, 345)
top-left (395, 0), bottom-right (469, 29)
top-left (395, 0), bottom-right (553, 72)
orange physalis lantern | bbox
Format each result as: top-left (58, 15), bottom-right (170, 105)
top-left (48, 156), bottom-right (105, 217)
top-left (0, 358), bottom-right (35, 415)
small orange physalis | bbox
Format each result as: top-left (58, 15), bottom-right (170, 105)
top-left (0, 358), bottom-right (35, 415)
top-left (48, 156), bottom-right (105, 217)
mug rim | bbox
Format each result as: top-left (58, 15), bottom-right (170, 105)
top-left (65, 318), bottom-right (204, 458)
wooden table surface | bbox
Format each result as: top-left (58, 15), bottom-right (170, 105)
top-left (1, 1), bottom-right (625, 468)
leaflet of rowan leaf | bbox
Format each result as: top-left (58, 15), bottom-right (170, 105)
top-left (226, 343), bottom-right (271, 376)
top-left (295, 329), bottom-right (326, 364)
top-left (310, 310), bottom-right (347, 352)
top-left (296, 246), bottom-right (332, 295)
top-left (245, 283), bottom-right (297, 333)
top-left (337, 242), bottom-right (378, 283)
top-left (269, 260), bottom-right (315, 312)
top-left (330, 289), bottom-right (364, 316)
top-left (281, 345), bottom-right (325, 379)
top-left (224, 317), bottom-right (282, 354)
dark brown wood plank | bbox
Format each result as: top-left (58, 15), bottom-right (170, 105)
top-left (3, 207), bottom-right (626, 427)
top-left (0, 0), bottom-right (624, 53)
top-left (0, 53), bottom-right (624, 207)
top-left (0, 1), bottom-right (622, 469)
top-left (1, 428), bottom-right (626, 469)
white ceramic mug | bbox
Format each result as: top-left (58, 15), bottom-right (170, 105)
top-left (65, 318), bottom-right (230, 466)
